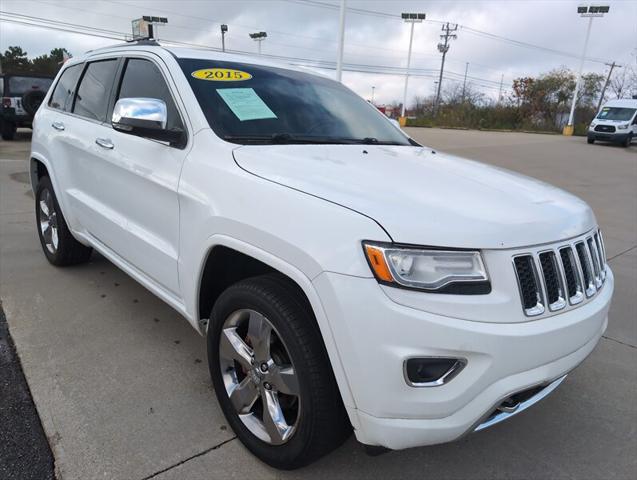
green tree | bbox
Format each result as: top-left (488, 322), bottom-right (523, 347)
top-left (0, 46), bottom-right (31, 74)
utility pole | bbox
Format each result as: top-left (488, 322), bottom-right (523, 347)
top-left (371, 86), bottom-right (375, 104)
top-left (564, 4), bottom-right (609, 135)
top-left (498, 74), bottom-right (504, 104)
top-left (435, 22), bottom-right (458, 114)
top-left (596, 61), bottom-right (620, 112)
top-left (335, 0), bottom-right (347, 82)
top-left (400, 12), bottom-right (426, 120)
top-left (461, 62), bottom-right (469, 103)
top-left (221, 24), bottom-right (228, 52)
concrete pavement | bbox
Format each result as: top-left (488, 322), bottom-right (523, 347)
top-left (1, 128), bottom-right (635, 479)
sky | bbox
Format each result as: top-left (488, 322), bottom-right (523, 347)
top-left (1, 0), bottom-right (636, 105)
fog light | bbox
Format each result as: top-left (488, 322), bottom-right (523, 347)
top-left (403, 357), bottom-right (466, 387)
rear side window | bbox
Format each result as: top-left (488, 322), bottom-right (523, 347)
top-left (73, 59), bottom-right (118, 122)
top-left (117, 58), bottom-right (183, 130)
top-left (49, 64), bottom-right (83, 112)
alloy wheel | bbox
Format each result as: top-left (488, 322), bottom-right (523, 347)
top-left (218, 309), bottom-right (301, 445)
top-left (39, 188), bottom-right (58, 254)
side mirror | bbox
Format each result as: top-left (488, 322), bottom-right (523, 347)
top-left (112, 97), bottom-right (184, 146)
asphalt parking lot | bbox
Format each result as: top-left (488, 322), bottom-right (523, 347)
top-left (1, 128), bottom-right (635, 480)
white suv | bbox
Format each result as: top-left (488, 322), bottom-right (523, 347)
top-left (30, 42), bottom-right (614, 469)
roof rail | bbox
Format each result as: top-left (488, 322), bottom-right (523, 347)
top-left (86, 38), bottom-right (161, 53)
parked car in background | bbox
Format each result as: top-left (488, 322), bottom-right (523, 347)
top-left (588, 98), bottom-right (637, 147)
top-left (30, 41), bottom-right (614, 469)
top-left (0, 73), bottom-right (54, 140)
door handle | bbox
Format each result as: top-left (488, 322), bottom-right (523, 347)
top-left (51, 121), bottom-right (65, 131)
top-left (95, 138), bottom-right (114, 150)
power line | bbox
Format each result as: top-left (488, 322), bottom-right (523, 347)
top-left (285, 0), bottom-right (612, 64)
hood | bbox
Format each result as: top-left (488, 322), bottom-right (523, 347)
top-left (233, 145), bottom-right (595, 249)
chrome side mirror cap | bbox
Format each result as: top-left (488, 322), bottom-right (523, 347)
top-left (112, 97), bottom-right (184, 146)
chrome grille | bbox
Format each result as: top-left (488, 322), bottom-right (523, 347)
top-left (513, 229), bottom-right (607, 316)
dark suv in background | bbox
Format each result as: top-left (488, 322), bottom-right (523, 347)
top-left (0, 74), bottom-right (54, 140)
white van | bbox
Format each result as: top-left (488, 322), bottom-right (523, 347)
top-left (588, 98), bottom-right (637, 147)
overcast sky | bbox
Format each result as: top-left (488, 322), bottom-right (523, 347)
top-left (1, 0), bottom-right (636, 104)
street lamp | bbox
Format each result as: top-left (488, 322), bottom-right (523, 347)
top-left (564, 5), bottom-right (610, 135)
top-left (400, 13), bottom-right (426, 121)
top-left (249, 31), bottom-right (267, 55)
top-left (221, 24), bottom-right (228, 52)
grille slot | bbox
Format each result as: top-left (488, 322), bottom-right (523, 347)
top-left (559, 247), bottom-right (584, 305)
top-left (587, 237), bottom-right (602, 288)
top-left (575, 242), bottom-right (596, 297)
top-left (513, 255), bottom-right (544, 316)
top-left (593, 232), bottom-right (606, 281)
top-left (538, 251), bottom-right (566, 311)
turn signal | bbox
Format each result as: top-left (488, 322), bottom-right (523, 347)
top-left (364, 244), bottom-right (393, 283)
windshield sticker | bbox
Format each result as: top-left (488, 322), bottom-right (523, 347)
top-left (217, 88), bottom-right (277, 121)
top-left (192, 68), bottom-right (252, 81)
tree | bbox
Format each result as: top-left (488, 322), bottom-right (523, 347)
top-left (0, 46), bottom-right (71, 75)
top-left (31, 48), bottom-right (72, 76)
top-left (0, 46), bottom-right (31, 74)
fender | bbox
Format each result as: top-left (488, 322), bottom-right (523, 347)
top-left (193, 233), bottom-right (358, 411)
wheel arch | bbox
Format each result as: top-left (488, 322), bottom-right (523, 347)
top-left (195, 234), bottom-right (357, 411)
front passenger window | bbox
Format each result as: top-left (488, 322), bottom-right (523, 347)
top-left (116, 58), bottom-right (183, 131)
top-left (73, 59), bottom-right (119, 122)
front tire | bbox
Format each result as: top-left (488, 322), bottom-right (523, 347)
top-left (1, 119), bottom-right (16, 140)
top-left (622, 134), bottom-right (633, 148)
top-left (587, 137), bottom-right (594, 144)
top-left (207, 274), bottom-right (350, 469)
top-left (35, 176), bottom-right (92, 266)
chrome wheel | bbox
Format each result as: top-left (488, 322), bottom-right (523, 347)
top-left (219, 309), bottom-right (301, 445)
top-left (38, 188), bottom-right (58, 254)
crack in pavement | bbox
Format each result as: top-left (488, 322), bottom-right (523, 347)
top-left (608, 244), bottom-right (637, 262)
top-left (602, 335), bottom-right (637, 349)
top-left (139, 436), bottom-right (237, 480)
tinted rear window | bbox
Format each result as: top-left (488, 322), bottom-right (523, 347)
top-left (73, 59), bottom-right (119, 122)
top-left (7, 76), bottom-right (53, 96)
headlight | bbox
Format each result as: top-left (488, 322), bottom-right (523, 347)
top-left (618, 124), bottom-right (629, 130)
top-left (590, 122), bottom-right (596, 128)
top-left (363, 242), bottom-right (490, 294)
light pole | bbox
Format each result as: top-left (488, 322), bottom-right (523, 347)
top-left (221, 24), bottom-right (228, 52)
top-left (371, 86), bottom-right (375, 104)
top-left (563, 5), bottom-right (609, 135)
top-left (400, 13), bottom-right (426, 122)
top-left (249, 31), bottom-right (267, 55)
top-left (336, 0), bottom-right (346, 82)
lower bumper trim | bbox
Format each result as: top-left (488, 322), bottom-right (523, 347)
top-left (474, 374), bottom-right (567, 432)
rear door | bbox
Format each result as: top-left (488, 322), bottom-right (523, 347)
top-left (73, 54), bottom-right (188, 297)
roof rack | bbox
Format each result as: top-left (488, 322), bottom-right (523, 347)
top-left (86, 38), bottom-right (161, 54)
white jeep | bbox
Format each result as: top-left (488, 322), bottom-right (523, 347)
top-left (30, 41), bottom-right (613, 469)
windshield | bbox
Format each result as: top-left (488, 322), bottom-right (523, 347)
top-left (596, 107), bottom-right (636, 121)
top-left (178, 59), bottom-right (411, 145)
top-left (7, 76), bottom-right (53, 96)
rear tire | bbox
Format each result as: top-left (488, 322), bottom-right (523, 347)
top-left (207, 273), bottom-right (351, 469)
top-left (35, 176), bottom-right (92, 266)
top-left (1, 120), bottom-right (16, 140)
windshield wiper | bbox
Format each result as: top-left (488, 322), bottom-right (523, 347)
top-left (223, 133), bottom-right (405, 146)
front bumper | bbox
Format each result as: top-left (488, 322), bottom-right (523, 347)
top-left (313, 268), bottom-right (613, 450)
top-left (588, 131), bottom-right (630, 143)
